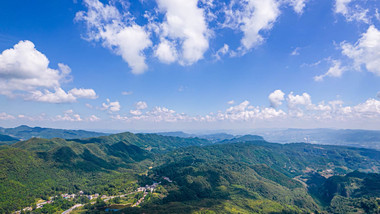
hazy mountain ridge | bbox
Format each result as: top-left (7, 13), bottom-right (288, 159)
top-left (253, 128), bottom-right (380, 150)
top-left (0, 125), bottom-right (108, 141)
top-left (158, 129), bottom-right (380, 150)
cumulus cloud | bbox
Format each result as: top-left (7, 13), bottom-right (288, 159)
top-left (130, 110), bottom-right (142, 116)
top-left (341, 25), bottom-right (380, 76)
top-left (287, 0), bottom-right (307, 14)
top-left (0, 112), bottom-right (15, 120)
top-left (74, 0), bottom-right (314, 69)
top-left (3, 91), bottom-right (380, 128)
top-left (218, 100), bottom-right (286, 121)
top-left (135, 101), bottom-right (148, 110)
top-left (29, 88), bottom-right (77, 103)
top-left (224, 0), bottom-right (280, 53)
top-left (68, 88), bottom-right (97, 99)
top-left (287, 92), bottom-right (312, 109)
top-left (269, 89), bottom-right (285, 108)
top-left (76, 0), bottom-right (152, 74)
top-left (156, 0), bottom-right (210, 65)
top-left (102, 99), bottom-right (121, 112)
top-left (88, 115), bottom-right (100, 122)
top-left (54, 110), bottom-right (83, 122)
top-left (154, 39), bottom-right (178, 64)
top-left (27, 88), bottom-right (97, 104)
top-left (335, 0), bottom-right (352, 15)
top-left (286, 92), bottom-right (313, 117)
top-left (314, 60), bottom-right (345, 81)
top-left (0, 40), bottom-right (97, 103)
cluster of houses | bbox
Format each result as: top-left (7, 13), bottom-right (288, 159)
top-left (137, 182), bottom-right (160, 193)
top-left (15, 176), bottom-right (174, 213)
top-left (61, 193), bottom-right (76, 199)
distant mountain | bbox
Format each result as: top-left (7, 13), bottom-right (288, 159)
top-left (198, 133), bottom-right (235, 142)
top-left (252, 128), bottom-right (380, 150)
top-left (228, 134), bottom-right (265, 142)
top-left (156, 131), bottom-right (235, 142)
top-left (0, 125), bottom-right (107, 141)
top-left (155, 131), bottom-right (195, 138)
top-left (0, 134), bottom-right (19, 145)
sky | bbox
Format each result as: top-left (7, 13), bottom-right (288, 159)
top-left (0, 0), bottom-right (380, 132)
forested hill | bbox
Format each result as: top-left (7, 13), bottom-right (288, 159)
top-left (1, 131), bottom-right (379, 213)
top-left (0, 133), bottom-right (19, 145)
top-left (0, 125), bottom-right (107, 141)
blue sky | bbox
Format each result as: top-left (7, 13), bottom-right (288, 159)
top-left (0, 0), bottom-right (380, 132)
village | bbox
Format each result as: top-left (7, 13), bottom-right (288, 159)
top-left (14, 179), bottom-right (169, 214)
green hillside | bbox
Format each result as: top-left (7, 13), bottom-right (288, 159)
top-left (0, 132), bottom-right (379, 213)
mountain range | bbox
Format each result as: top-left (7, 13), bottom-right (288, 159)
top-left (0, 125), bottom-right (107, 143)
top-left (0, 127), bottom-right (379, 213)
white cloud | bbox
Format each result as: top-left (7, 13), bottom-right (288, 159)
top-left (334, 0), bottom-right (369, 23)
top-left (143, 106), bottom-right (188, 122)
top-left (214, 44), bottom-right (229, 61)
top-left (111, 114), bottom-right (129, 121)
top-left (156, 0), bottom-right (210, 65)
top-left (68, 88), bottom-right (97, 99)
top-left (353, 98), bottom-right (380, 118)
top-left (29, 88), bottom-right (77, 103)
top-left (269, 89), bottom-right (285, 108)
top-left (54, 110), bottom-right (83, 122)
top-left (121, 91), bottom-right (133, 95)
top-left (130, 109), bottom-right (142, 116)
top-left (0, 40), bottom-right (66, 95)
top-left (287, 92), bottom-right (312, 109)
top-left (224, 0), bottom-right (280, 52)
top-left (287, 0), bottom-right (307, 14)
top-left (76, 0), bottom-right (152, 74)
top-left (335, 0), bottom-right (352, 15)
top-left (4, 91), bottom-right (380, 128)
top-left (0, 40), bottom-right (97, 103)
top-left (135, 101), bottom-right (148, 110)
top-left (154, 39), bottom-right (178, 64)
top-left (341, 25), bottom-right (380, 76)
top-left (227, 100), bottom-right (235, 105)
top-left (291, 47), bottom-right (300, 56)
top-left (102, 99), bottom-right (121, 112)
top-left (314, 60), bottom-right (345, 81)
top-left (88, 115), bottom-right (100, 122)
top-left (85, 103), bottom-right (93, 109)
top-left (28, 87), bottom-right (98, 103)
top-left (218, 100), bottom-right (286, 121)
top-left (0, 112), bottom-right (15, 120)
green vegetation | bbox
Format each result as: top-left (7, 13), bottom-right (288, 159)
top-left (0, 131), bottom-right (379, 213)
